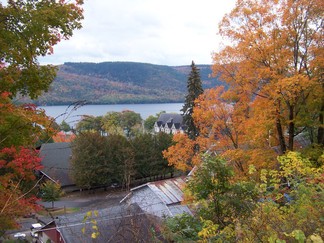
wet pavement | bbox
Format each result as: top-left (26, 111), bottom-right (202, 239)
top-left (3, 189), bottom-right (128, 241)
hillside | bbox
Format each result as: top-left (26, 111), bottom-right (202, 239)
top-left (30, 62), bottom-right (223, 105)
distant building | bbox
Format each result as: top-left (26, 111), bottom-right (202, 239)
top-left (39, 142), bottom-right (77, 192)
top-left (154, 113), bottom-right (186, 134)
top-left (120, 176), bottom-right (192, 218)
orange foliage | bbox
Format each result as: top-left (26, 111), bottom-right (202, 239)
top-left (163, 133), bottom-right (200, 171)
top-left (213, 0), bottom-right (323, 152)
top-left (164, 0), bottom-right (323, 178)
top-left (53, 131), bottom-right (76, 143)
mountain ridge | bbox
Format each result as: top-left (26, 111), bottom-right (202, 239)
top-left (28, 61), bottom-right (223, 105)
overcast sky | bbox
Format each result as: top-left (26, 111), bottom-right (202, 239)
top-left (40, 0), bottom-right (236, 66)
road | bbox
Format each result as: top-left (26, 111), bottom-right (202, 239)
top-left (3, 189), bottom-right (128, 241)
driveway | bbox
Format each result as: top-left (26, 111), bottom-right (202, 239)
top-left (39, 189), bottom-right (128, 210)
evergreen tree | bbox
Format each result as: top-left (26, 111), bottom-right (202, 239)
top-left (181, 61), bottom-right (203, 139)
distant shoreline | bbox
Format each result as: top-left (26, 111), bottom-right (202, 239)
top-left (36, 100), bottom-right (184, 107)
top-left (40, 103), bottom-right (184, 125)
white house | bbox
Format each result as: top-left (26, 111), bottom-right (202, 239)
top-left (154, 113), bottom-right (186, 134)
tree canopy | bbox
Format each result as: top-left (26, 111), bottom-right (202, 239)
top-left (0, 0), bottom-right (83, 99)
top-left (163, 0), bottom-right (323, 241)
top-left (0, 0), bottom-right (83, 233)
top-left (213, 0), bottom-right (323, 152)
top-left (71, 132), bottom-right (175, 190)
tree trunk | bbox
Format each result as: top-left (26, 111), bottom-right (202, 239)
top-left (288, 105), bottom-right (295, 151)
top-left (276, 118), bottom-right (286, 154)
top-left (317, 101), bottom-right (324, 145)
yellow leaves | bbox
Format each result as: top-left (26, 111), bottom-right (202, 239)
top-left (82, 210), bottom-right (100, 239)
top-left (91, 232), bottom-right (99, 239)
top-left (309, 234), bottom-right (323, 243)
top-left (197, 220), bottom-right (219, 241)
top-left (86, 211), bottom-right (92, 218)
top-left (276, 75), bottom-right (315, 105)
top-left (248, 164), bottom-right (257, 174)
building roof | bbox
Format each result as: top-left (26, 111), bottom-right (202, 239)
top-left (55, 204), bottom-right (162, 243)
top-left (157, 113), bottom-right (183, 126)
top-left (39, 142), bottom-right (74, 187)
top-left (122, 176), bottom-right (186, 205)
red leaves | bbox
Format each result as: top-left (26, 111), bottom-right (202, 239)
top-left (0, 146), bottom-right (43, 229)
top-left (0, 146), bottom-right (42, 180)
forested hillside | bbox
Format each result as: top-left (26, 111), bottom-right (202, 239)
top-left (29, 62), bottom-right (222, 105)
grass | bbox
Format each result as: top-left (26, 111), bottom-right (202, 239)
top-left (38, 207), bottom-right (80, 217)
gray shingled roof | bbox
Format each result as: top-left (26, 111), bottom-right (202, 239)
top-left (56, 204), bottom-right (162, 243)
top-left (39, 143), bottom-right (74, 187)
top-left (157, 113), bottom-right (183, 125)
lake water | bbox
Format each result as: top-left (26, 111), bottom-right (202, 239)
top-left (39, 103), bottom-right (184, 125)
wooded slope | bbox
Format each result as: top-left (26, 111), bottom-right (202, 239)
top-left (31, 62), bottom-right (222, 105)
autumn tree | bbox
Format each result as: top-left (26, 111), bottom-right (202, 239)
top-left (0, 147), bottom-right (43, 233)
top-left (213, 0), bottom-right (324, 153)
top-left (181, 61), bottom-right (204, 140)
top-left (0, 92), bottom-right (55, 149)
top-left (0, 0), bottom-right (83, 232)
top-left (163, 152), bottom-right (323, 242)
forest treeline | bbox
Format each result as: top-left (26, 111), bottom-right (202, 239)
top-left (21, 62), bottom-right (222, 105)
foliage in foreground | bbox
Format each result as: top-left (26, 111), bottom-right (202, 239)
top-left (0, 0), bottom-right (83, 233)
top-left (163, 152), bottom-right (324, 242)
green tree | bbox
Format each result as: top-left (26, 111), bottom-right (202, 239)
top-left (120, 110), bottom-right (142, 137)
top-left (102, 110), bottom-right (142, 137)
top-left (132, 133), bottom-right (174, 182)
top-left (105, 134), bottom-right (134, 189)
top-left (163, 213), bottom-right (202, 242)
top-left (132, 133), bottom-right (156, 180)
top-left (187, 155), bottom-right (257, 227)
top-left (181, 61), bottom-right (203, 140)
top-left (40, 180), bottom-right (64, 208)
top-left (76, 116), bottom-right (103, 134)
top-left (60, 120), bottom-right (71, 132)
top-left (154, 132), bottom-right (174, 178)
top-left (102, 112), bottom-right (124, 136)
top-left (144, 115), bottom-right (158, 132)
top-left (0, 0), bottom-right (83, 99)
top-left (71, 132), bottom-right (111, 189)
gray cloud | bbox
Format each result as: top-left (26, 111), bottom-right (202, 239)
top-left (40, 0), bottom-right (236, 66)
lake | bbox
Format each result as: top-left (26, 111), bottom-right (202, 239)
top-left (39, 103), bottom-right (184, 126)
